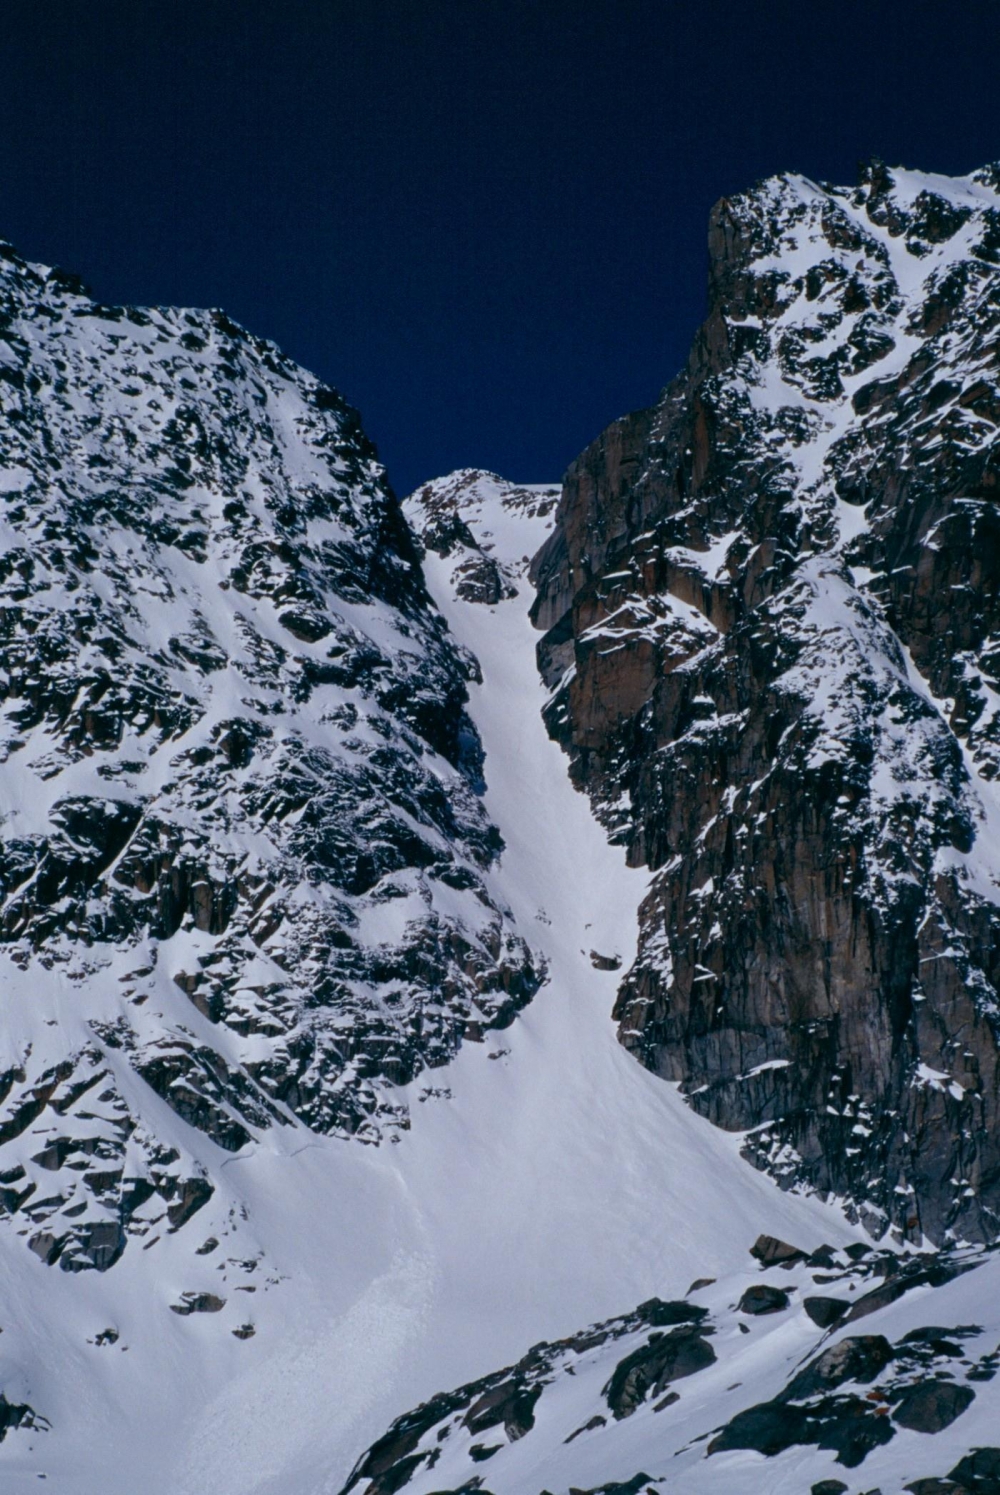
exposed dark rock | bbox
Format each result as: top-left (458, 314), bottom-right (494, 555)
top-left (709, 1392), bottom-right (895, 1467)
top-left (463, 1378), bottom-right (541, 1440)
top-left (420, 1486), bottom-right (490, 1495)
top-left (782, 1335), bottom-right (895, 1402)
top-left (900, 1326), bottom-right (971, 1355)
top-left (844, 1256), bottom-right (980, 1325)
top-left (565, 1415), bottom-right (607, 1443)
top-left (708, 1400), bottom-right (815, 1457)
top-left (750, 1233), bottom-right (807, 1267)
top-left (603, 1324), bottom-right (716, 1418)
top-left (904, 1446), bottom-right (1000, 1495)
top-left (948, 1447), bottom-right (1000, 1491)
top-left (167, 1176), bottom-right (213, 1230)
top-left (0, 1391), bottom-right (43, 1442)
top-left (170, 1291), bottom-right (226, 1315)
top-left (738, 1283), bottom-right (790, 1315)
top-left (892, 1379), bottom-right (976, 1433)
top-left (568, 1477), bottom-right (655, 1495)
top-left (804, 1297), bottom-right (850, 1328)
top-left (468, 1443), bottom-right (501, 1462)
top-left (341, 1388), bottom-right (470, 1495)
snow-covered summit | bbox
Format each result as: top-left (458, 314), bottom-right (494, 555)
top-left (405, 468), bottom-right (561, 602)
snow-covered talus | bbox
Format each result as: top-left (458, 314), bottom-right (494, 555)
top-left (531, 161), bottom-right (1000, 1246)
top-left (345, 1235), bottom-right (1000, 1495)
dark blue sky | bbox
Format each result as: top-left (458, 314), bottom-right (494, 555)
top-left (2, 1), bottom-right (998, 495)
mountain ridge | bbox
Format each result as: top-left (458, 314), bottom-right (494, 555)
top-left (1, 161), bottom-right (1000, 1494)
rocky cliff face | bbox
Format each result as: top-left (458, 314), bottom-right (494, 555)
top-left (531, 162), bottom-right (1000, 1246)
top-left (0, 241), bottom-right (540, 1276)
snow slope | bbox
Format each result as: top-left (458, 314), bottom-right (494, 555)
top-left (1, 470), bottom-right (864, 1492)
top-left (338, 473), bottom-right (1000, 1495)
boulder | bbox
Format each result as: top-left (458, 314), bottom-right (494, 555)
top-left (948, 1447), bottom-right (1000, 1490)
top-left (804, 1297), bottom-right (850, 1329)
top-left (892, 1380), bottom-right (975, 1434)
top-left (709, 1401), bottom-right (814, 1457)
top-left (739, 1284), bottom-right (790, 1315)
top-left (686, 1277), bottom-right (715, 1294)
top-left (783, 1336), bottom-right (894, 1401)
top-left (750, 1233), bottom-right (807, 1267)
top-left (603, 1326), bottom-right (715, 1418)
top-left (170, 1292), bottom-right (226, 1315)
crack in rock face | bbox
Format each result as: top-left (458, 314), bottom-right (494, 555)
top-left (529, 159), bottom-right (1000, 1246)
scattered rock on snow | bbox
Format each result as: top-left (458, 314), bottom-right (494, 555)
top-left (804, 1296), bottom-right (850, 1328)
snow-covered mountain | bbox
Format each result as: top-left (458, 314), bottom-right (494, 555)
top-left (2, 160), bottom-right (1000, 1495)
top-left (532, 160), bottom-right (1000, 1248)
top-left (0, 237), bottom-right (542, 1235)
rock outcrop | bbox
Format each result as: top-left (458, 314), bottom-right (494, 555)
top-left (530, 162), bottom-right (1000, 1245)
top-left (343, 1233), bottom-right (1000, 1495)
